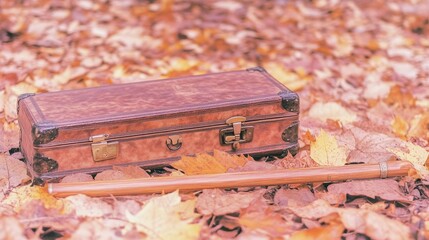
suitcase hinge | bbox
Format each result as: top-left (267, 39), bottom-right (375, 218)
top-left (220, 116), bottom-right (254, 151)
top-left (89, 134), bottom-right (118, 162)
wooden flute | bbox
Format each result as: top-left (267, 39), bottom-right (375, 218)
top-left (47, 161), bottom-right (413, 197)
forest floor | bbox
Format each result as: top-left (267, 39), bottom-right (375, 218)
top-left (1, 0), bottom-right (429, 239)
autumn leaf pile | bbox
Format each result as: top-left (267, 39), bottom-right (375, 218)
top-left (1, 0), bottom-right (429, 239)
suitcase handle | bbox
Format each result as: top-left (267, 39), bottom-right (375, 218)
top-left (166, 135), bottom-right (182, 151)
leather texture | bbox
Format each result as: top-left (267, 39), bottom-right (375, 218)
top-left (44, 103), bottom-right (287, 146)
top-left (17, 68), bottom-right (299, 179)
top-left (37, 118), bottom-right (298, 175)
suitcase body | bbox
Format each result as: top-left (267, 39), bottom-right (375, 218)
top-left (18, 67), bottom-right (299, 180)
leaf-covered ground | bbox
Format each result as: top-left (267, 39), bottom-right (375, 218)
top-left (1, 0), bottom-right (429, 239)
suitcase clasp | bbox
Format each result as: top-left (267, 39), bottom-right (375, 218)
top-left (89, 134), bottom-right (119, 162)
top-left (220, 116), bottom-right (254, 151)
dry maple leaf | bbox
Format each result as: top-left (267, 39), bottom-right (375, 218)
top-left (112, 200), bottom-right (141, 219)
top-left (342, 127), bottom-right (402, 164)
top-left (384, 85), bottom-right (416, 107)
top-left (171, 150), bottom-right (249, 175)
top-left (391, 115), bottom-right (409, 139)
top-left (0, 90), bottom-right (4, 113)
top-left (1, 122), bottom-right (20, 152)
top-left (409, 114), bottom-right (429, 138)
top-left (389, 142), bottom-right (429, 177)
top-left (264, 62), bottom-right (309, 91)
top-left (5, 82), bottom-right (38, 121)
top-left (2, 185), bottom-right (66, 213)
top-left (0, 216), bottom-right (27, 240)
top-left (172, 154), bottom-right (226, 175)
top-left (239, 207), bottom-right (293, 237)
top-left (308, 102), bottom-right (357, 126)
top-left (64, 194), bottom-right (113, 218)
top-left (61, 173), bottom-right (94, 183)
top-left (213, 149), bottom-right (250, 170)
top-left (327, 179), bottom-right (412, 202)
top-left (95, 165), bottom-right (150, 181)
top-left (274, 187), bottom-right (316, 207)
top-left (237, 197), bottom-right (301, 237)
top-left (196, 189), bottom-right (264, 216)
top-left (126, 191), bottom-right (201, 240)
top-left (408, 113), bottom-right (429, 139)
top-left (0, 154), bottom-right (30, 197)
top-left (290, 223), bottom-right (344, 240)
top-left (314, 191), bottom-right (346, 205)
top-left (70, 219), bottom-right (124, 240)
top-left (310, 130), bottom-right (347, 166)
top-left (290, 199), bottom-right (411, 240)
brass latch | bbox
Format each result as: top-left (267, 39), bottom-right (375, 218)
top-left (90, 134), bottom-right (118, 162)
top-left (220, 116), bottom-right (254, 150)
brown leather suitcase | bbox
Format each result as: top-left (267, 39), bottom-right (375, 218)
top-left (18, 67), bottom-right (299, 180)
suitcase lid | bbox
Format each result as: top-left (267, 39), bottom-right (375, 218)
top-left (19, 67), bottom-right (299, 147)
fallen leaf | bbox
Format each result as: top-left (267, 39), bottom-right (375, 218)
top-left (308, 102), bottom-right (357, 125)
top-left (290, 199), bottom-right (411, 240)
top-left (95, 170), bottom-right (128, 181)
top-left (169, 57), bottom-right (198, 72)
top-left (290, 199), bottom-right (336, 219)
top-left (326, 33), bottom-right (354, 57)
top-left (3, 185), bottom-right (65, 213)
top-left (290, 223), bottom-right (344, 240)
top-left (391, 62), bottom-right (419, 79)
top-left (0, 90), bottom-right (4, 113)
top-left (387, 48), bottom-right (413, 58)
top-left (196, 189), bottom-right (263, 216)
top-left (302, 130), bottom-right (316, 145)
top-left (384, 85), bottom-right (415, 107)
top-left (274, 187), bottom-right (316, 207)
top-left (389, 142), bottom-right (429, 176)
top-left (392, 115), bottom-right (409, 139)
top-left (408, 113), bottom-right (429, 140)
top-left (363, 75), bottom-right (392, 100)
top-left (95, 166), bottom-right (149, 181)
top-left (360, 202), bottom-right (388, 212)
top-left (327, 179), bottom-right (412, 202)
top-left (213, 1), bottom-right (243, 12)
top-left (264, 62), bottom-right (309, 91)
top-left (172, 151), bottom-right (251, 175)
top-left (172, 154), bottom-right (226, 175)
top-left (344, 127), bottom-right (403, 163)
top-left (1, 122), bottom-right (20, 151)
top-left (5, 82), bottom-right (38, 121)
top-left (4, 92), bottom-right (18, 121)
top-left (81, 56), bottom-right (103, 68)
top-left (126, 191), bottom-right (201, 240)
top-left (228, 160), bottom-right (280, 172)
top-left (213, 150), bottom-right (249, 170)
top-left (70, 219), bottom-right (125, 240)
top-left (239, 206), bottom-right (293, 237)
top-left (65, 194), bottom-right (113, 217)
top-left (0, 216), bottom-right (27, 240)
top-left (273, 151), bottom-right (319, 169)
top-left (0, 154), bottom-right (30, 192)
top-left (113, 165), bottom-right (150, 178)
top-left (314, 192), bottom-right (346, 205)
top-left (112, 200), bottom-right (141, 218)
top-left (61, 173), bottom-right (94, 183)
top-left (310, 130), bottom-right (347, 166)
top-left (176, 198), bottom-right (200, 220)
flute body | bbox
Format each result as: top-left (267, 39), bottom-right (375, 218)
top-left (48, 161), bottom-right (412, 197)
